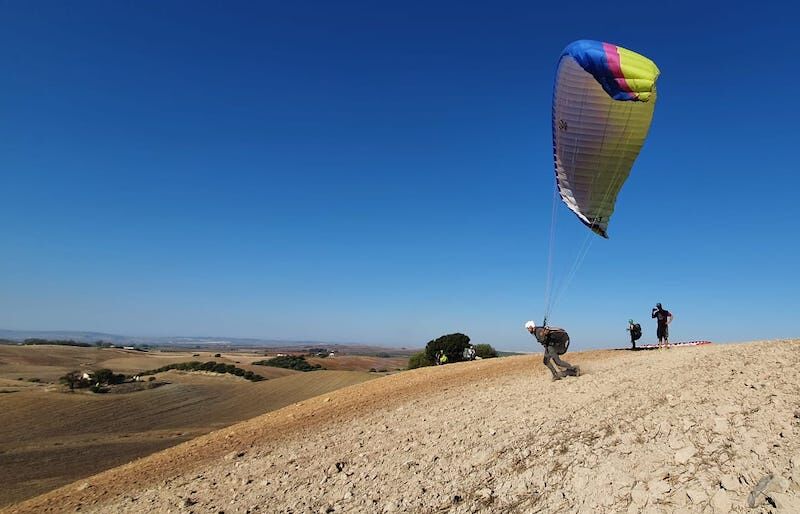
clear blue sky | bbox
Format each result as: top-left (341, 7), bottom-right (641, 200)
top-left (3, 1), bottom-right (798, 351)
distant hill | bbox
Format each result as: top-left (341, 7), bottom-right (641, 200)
top-left (0, 329), bottom-right (418, 355)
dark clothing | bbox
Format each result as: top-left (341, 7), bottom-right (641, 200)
top-left (652, 308), bottom-right (672, 327)
top-left (531, 326), bottom-right (577, 379)
top-left (532, 326), bottom-right (570, 355)
top-left (652, 308), bottom-right (672, 341)
top-left (628, 323), bottom-right (642, 349)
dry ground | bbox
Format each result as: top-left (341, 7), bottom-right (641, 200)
top-left (5, 340), bottom-right (800, 513)
top-left (305, 355), bottom-right (408, 372)
top-left (0, 345), bottom-right (380, 507)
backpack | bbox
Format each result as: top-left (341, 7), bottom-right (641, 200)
top-left (630, 323), bottom-right (642, 341)
top-left (542, 327), bottom-right (570, 355)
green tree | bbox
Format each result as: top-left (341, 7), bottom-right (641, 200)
top-left (253, 355), bottom-right (322, 372)
top-left (407, 351), bottom-right (432, 369)
top-left (425, 333), bottom-right (471, 365)
top-left (59, 371), bottom-right (85, 391)
top-left (474, 344), bottom-right (498, 359)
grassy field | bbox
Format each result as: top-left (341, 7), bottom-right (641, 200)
top-left (0, 344), bottom-right (400, 506)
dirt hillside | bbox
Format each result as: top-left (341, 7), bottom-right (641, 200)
top-left (6, 340), bottom-right (800, 513)
top-left (0, 369), bottom-right (375, 506)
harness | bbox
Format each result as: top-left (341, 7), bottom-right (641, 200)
top-left (537, 326), bottom-right (570, 354)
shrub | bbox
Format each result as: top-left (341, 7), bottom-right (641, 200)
top-left (59, 371), bottom-right (89, 391)
top-left (94, 369), bottom-right (126, 385)
top-left (252, 355), bottom-right (322, 372)
top-left (425, 333), bottom-right (471, 365)
top-left (407, 351), bottom-right (432, 369)
top-left (474, 344), bottom-right (498, 359)
top-left (140, 361), bottom-right (265, 382)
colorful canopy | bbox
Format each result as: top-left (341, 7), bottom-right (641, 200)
top-left (552, 40), bottom-right (660, 237)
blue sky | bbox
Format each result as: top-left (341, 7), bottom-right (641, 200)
top-left (2, 1), bottom-right (798, 351)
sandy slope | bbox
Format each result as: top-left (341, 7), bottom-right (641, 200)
top-left (6, 340), bottom-right (800, 513)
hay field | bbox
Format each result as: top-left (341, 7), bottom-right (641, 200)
top-left (0, 345), bottom-right (379, 507)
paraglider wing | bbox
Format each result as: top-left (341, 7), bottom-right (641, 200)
top-left (552, 40), bottom-right (660, 238)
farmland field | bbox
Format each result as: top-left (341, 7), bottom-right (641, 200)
top-left (0, 344), bottom-right (398, 506)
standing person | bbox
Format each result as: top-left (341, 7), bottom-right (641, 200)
top-left (525, 321), bottom-right (580, 381)
top-left (627, 319), bottom-right (642, 350)
top-left (462, 345), bottom-right (476, 361)
top-left (651, 303), bottom-right (673, 349)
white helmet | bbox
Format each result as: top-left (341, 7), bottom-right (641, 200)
top-left (524, 320), bottom-right (536, 330)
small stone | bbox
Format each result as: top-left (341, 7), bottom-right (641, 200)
top-left (630, 483), bottom-right (648, 506)
top-left (711, 489), bottom-right (731, 512)
top-left (675, 446), bottom-right (697, 464)
top-left (475, 488), bottom-right (493, 500)
top-left (647, 478), bottom-right (671, 497)
top-left (686, 488), bottom-right (707, 504)
top-left (720, 475), bottom-right (739, 491)
top-left (769, 492), bottom-right (800, 511)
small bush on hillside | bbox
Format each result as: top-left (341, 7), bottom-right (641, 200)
top-left (59, 371), bottom-right (89, 391)
top-left (94, 369), bottom-right (126, 385)
top-left (252, 355), bottom-right (322, 372)
top-left (407, 351), bottom-right (432, 369)
top-left (141, 361), bottom-right (265, 382)
top-left (425, 333), bottom-right (471, 365)
top-left (474, 344), bottom-right (498, 359)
